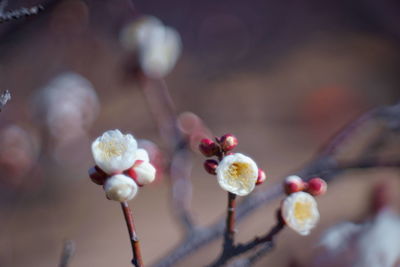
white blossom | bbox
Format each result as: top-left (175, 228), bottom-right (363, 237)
top-left (216, 153), bottom-right (258, 196)
top-left (104, 174), bottom-right (138, 202)
top-left (91, 130), bottom-right (138, 174)
top-left (281, 191), bottom-right (320, 235)
top-left (120, 16), bottom-right (181, 78)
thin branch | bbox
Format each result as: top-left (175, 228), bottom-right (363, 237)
top-left (139, 78), bottom-right (196, 233)
top-left (58, 240), bottom-right (75, 267)
top-left (224, 192), bottom-right (237, 249)
top-left (121, 202), bottom-right (144, 267)
top-left (208, 212), bottom-right (285, 267)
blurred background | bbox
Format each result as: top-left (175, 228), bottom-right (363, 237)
top-left (1, 0), bottom-right (400, 266)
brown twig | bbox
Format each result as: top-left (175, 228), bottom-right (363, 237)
top-left (121, 202), bottom-right (144, 267)
top-left (225, 192), bottom-right (237, 248)
top-left (208, 211), bottom-right (285, 267)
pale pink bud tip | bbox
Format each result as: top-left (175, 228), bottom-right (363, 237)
top-left (306, 177), bottom-right (327, 196)
top-left (284, 175), bottom-right (305, 195)
top-left (88, 165), bottom-right (108, 185)
top-left (219, 134), bottom-right (238, 152)
top-left (204, 159), bottom-right (218, 175)
top-left (256, 168), bottom-right (266, 185)
top-left (199, 138), bottom-right (219, 157)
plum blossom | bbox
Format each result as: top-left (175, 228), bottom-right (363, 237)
top-left (216, 153), bottom-right (258, 196)
top-left (91, 129), bottom-right (138, 174)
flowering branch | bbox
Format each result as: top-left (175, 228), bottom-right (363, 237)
top-left (121, 202), bottom-right (144, 267)
top-left (152, 101), bottom-right (400, 267)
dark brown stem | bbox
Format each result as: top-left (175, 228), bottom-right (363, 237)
top-left (225, 192), bottom-right (237, 248)
top-left (208, 217), bottom-right (285, 267)
top-left (121, 202), bottom-right (144, 267)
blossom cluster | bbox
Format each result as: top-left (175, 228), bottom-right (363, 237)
top-left (88, 130), bottom-right (156, 202)
top-left (199, 134), bottom-right (266, 196)
top-left (281, 175), bottom-right (327, 235)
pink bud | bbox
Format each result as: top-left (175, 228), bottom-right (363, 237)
top-left (306, 177), bottom-right (327, 196)
top-left (256, 168), bottom-right (267, 185)
top-left (199, 138), bottom-right (219, 157)
top-left (204, 159), bottom-right (218, 175)
top-left (88, 165), bottom-right (108, 185)
top-left (219, 134), bottom-right (238, 152)
top-left (284, 175), bottom-right (305, 195)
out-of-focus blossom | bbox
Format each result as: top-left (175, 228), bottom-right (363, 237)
top-left (0, 125), bottom-right (39, 187)
top-left (33, 72), bottom-right (99, 142)
top-left (281, 191), bottom-right (320, 235)
top-left (314, 209), bottom-right (400, 267)
top-left (216, 153), bottom-right (258, 196)
top-left (120, 16), bottom-right (182, 78)
top-left (91, 130), bottom-right (138, 174)
top-left (104, 174), bottom-right (138, 202)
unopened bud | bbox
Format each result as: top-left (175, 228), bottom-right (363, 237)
top-left (103, 174), bottom-right (138, 202)
top-left (256, 168), bottom-right (266, 185)
top-left (219, 134), bottom-right (238, 152)
top-left (204, 159), bottom-right (218, 175)
top-left (284, 175), bottom-right (305, 195)
top-left (127, 160), bottom-right (156, 186)
top-left (199, 138), bottom-right (219, 157)
top-left (305, 177), bottom-right (327, 196)
top-left (88, 165), bottom-right (108, 185)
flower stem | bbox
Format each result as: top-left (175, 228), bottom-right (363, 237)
top-left (121, 202), bottom-right (144, 267)
top-left (224, 192), bottom-right (237, 248)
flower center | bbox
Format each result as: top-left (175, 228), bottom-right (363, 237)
top-left (294, 201), bottom-right (312, 223)
top-left (98, 140), bottom-right (127, 159)
top-left (225, 162), bottom-right (254, 190)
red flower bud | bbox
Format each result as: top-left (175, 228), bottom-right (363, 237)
top-left (204, 159), bottom-right (218, 175)
top-left (199, 138), bottom-right (219, 157)
top-left (284, 175), bottom-right (305, 195)
top-left (306, 177), bottom-right (327, 196)
top-left (88, 165), bottom-right (108, 185)
top-left (256, 168), bottom-right (267, 185)
top-left (219, 134), bottom-right (238, 152)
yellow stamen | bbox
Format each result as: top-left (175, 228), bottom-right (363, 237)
top-left (294, 201), bottom-right (312, 223)
top-left (98, 140), bottom-right (127, 159)
top-left (226, 162), bottom-right (253, 190)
